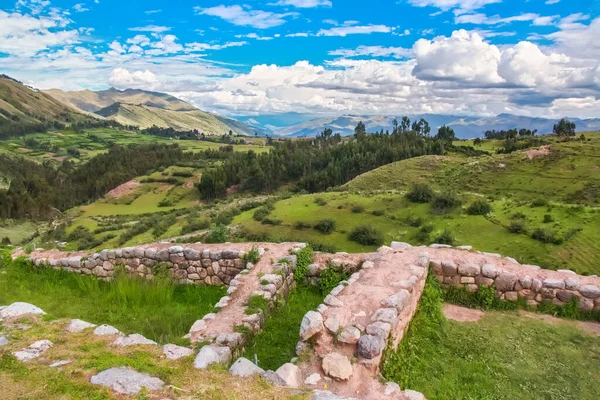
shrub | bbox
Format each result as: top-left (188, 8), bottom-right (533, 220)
top-left (349, 226), bottom-right (384, 246)
top-left (308, 241), bottom-right (337, 253)
top-left (406, 183), bottom-right (434, 203)
top-left (253, 201), bottom-right (275, 222)
top-left (510, 212), bottom-right (527, 220)
top-left (0, 249), bottom-right (11, 268)
top-left (531, 198), bottom-right (548, 207)
top-left (543, 214), bottom-right (554, 223)
top-left (434, 228), bottom-right (455, 245)
top-left (314, 219), bottom-right (336, 234)
top-left (244, 248), bottom-right (261, 264)
top-left (351, 204), bottom-right (365, 213)
top-left (431, 192), bottom-right (462, 214)
top-left (1, 237), bottom-right (11, 245)
top-left (531, 228), bottom-right (563, 245)
top-left (372, 210), bottom-right (385, 216)
top-left (319, 265), bottom-right (351, 296)
top-left (261, 218), bottom-right (282, 226)
top-left (405, 215), bottom-right (423, 227)
top-left (294, 245), bottom-right (314, 282)
top-left (415, 223), bottom-right (434, 243)
top-left (314, 197), bottom-right (327, 206)
top-left (181, 219), bottom-right (211, 235)
top-left (204, 224), bottom-right (229, 243)
top-left (467, 200), bottom-right (492, 215)
top-left (507, 219), bottom-right (527, 234)
top-left (294, 221), bottom-right (312, 230)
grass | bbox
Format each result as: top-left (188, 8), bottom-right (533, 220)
top-left (383, 275), bottom-right (600, 400)
top-left (0, 258), bottom-right (226, 344)
top-left (0, 221), bottom-right (38, 245)
top-left (243, 285), bottom-right (324, 370)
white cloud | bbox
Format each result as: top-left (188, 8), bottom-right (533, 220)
top-left (186, 41), bottom-right (248, 52)
top-left (412, 29), bottom-right (502, 84)
top-left (73, 3), bottom-right (89, 12)
top-left (269, 0), bottom-right (332, 7)
top-left (236, 33), bottom-right (275, 41)
top-left (455, 12), bottom-right (558, 26)
top-left (129, 25), bottom-right (171, 33)
top-left (126, 35), bottom-right (151, 46)
top-left (316, 24), bottom-right (393, 37)
top-left (408, 0), bottom-right (501, 13)
top-left (195, 5), bottom-right (298, 29)
top-left (545, 0), bottom-right (560, 4)
top-left (109, 68), bottom-right (158, 89)
top-left (329, 45), bottom-right (412, 59)
top-left (286, 32), bottom-right (309, 37)
top-left (145, 9), bottom-right (162, 15)
top-left (498, 41), bottom-right (570, 87)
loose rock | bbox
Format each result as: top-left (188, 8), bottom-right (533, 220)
top-left (13, 340), bottom-right (53, 362)
top-left (90, 367), bottom-right (164, 394)
top-left (305, 373), bottom-right (322, 385)
top-left (163, 344), bottom-right (194, 360)
top-left (66, 319), bottom-right (96, 333)
top-left (93, 325), bottom-right (121, 336)
top-left (300, 311), bottom-right (324, 341)
top-left (322, 352), bottom-right (353, 381)
top-left (229, 357), bottom-right (265, 377)
top-left (275, 363), bottom-right (303, 388)
top-left (194, 345), bottom-right (232, 369)
top-left (357, 334), bottom-right (385, 359)
top-left (0, 302), bottom-right (46, 319)
top-left (112, 334), bottom-right (157, 347)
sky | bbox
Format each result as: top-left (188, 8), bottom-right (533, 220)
top-left (1, 0), bottom-right (600, 119)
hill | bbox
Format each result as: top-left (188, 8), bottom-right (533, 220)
top-left (44, 87), bottom-right (196, 113)
top-left (276, 113), bottom-right (600, 139)
top-left (0, 76), bottom-right (95, 136)
top-left (95, 102), bottom-right (264, 135)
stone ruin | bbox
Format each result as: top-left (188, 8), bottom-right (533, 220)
top-left (5, 241), bottom-right (600, 399)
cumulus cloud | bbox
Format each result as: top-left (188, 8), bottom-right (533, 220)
top-left (195, 5), bottom-right (298, 29)
top-left (109, 68), bottom-right (158, 89)
top-left (498, 41), bottom-right (570, 87)
top-left (269, 0), bottom-right (332, 7)
top-left (316, 24), bottom-right (393, 37)
top-left (129, 25), bottom-right (171, 33)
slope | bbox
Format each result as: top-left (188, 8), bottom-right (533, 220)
top-left (95, 102), bottom-right (263, 135)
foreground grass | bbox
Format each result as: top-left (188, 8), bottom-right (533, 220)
top-left (383, 276), bottom-right (600, 400)
top-left (0, 260), bottom-right (225, 344)
top-left (243, 285), bottom-right (324, 370)
top-left (0, 317), bottom-right (305, 400)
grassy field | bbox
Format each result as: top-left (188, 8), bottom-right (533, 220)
top-left (383, 276), bottom-right (600, 400)
top-left (243, 285), bottom-right (324, 370)
top-left (0, 257), bottom-right (225, 344)
top-left (0, 221), bottom-right (39, 245)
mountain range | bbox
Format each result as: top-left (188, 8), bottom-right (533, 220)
top-left (273, 114), bottom-right (600, 139)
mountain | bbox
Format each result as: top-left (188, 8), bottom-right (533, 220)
top-left (276, 113), bottom-right (600, 139)
top-left (44, 87), bottom-right (196, 113)
top-left (95, 102), bottom-right (265, 136)
top-left (0, 75), bottom-right (94, 129)
top-left (45, 87), bottom-right (263, 136)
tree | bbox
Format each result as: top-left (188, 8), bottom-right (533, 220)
top-left (436, 125), bottom-right (455, 143)
top-left (412, 118), bottom-right (431, 137)
top-left (400, 116), bottom-right (411, 132)
top-left (355, 121), bottom-right (367, 138)
top-left (473, 138), bottom-right (483, 146)
top-left (318, 128), bottom-right (333, 141)
top-left (553, 118), bottom-right (576, 137)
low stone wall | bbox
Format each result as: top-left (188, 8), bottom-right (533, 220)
top-left (30, 245), bottom-right (249, 286)
top-left (429, 250), bottom-right (600, 311)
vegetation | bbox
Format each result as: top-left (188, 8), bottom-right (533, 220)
top-left (406, 183), bottom-right (434, 203)
top-left (0, 257), bottom-right (226, 344)
top-left (349, 225), bottom-right (385, 246)
top-left (467, 199), bottom-right (492, 215)
top-left (318, 265), bottom-right (351, 296)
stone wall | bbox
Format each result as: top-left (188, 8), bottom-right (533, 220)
top-left (30, 245), bottom-right (250, 286)
top-left (429, 252), bottom-right (600, 311)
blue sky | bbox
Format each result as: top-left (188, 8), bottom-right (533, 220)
top-left (1, 0), bottom-right (599, 118)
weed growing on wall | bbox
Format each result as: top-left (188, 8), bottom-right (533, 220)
top-left (294, 245), bottom-right (314, 282)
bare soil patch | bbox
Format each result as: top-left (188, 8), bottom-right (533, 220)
top-left (443, 304), bottom-right (484, 322)
top-left (106, 179), bottom-right (140, 198)
top-left (526, 145), bottom-right (551, 159)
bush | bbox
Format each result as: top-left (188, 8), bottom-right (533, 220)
top-left (244, 248), bottom-right (261, 264)
top-left (431, 192), bottom-right (461, 214)
top-left (308, 241), bottom-right (337, 253)
top-left (405, 215), bottom-right (423, 227)
top-left (415, 223), bottom-right (434, 243)
top-left (319, 266), bottom-right (351, 296)
top-left (294, 221), bottom-right (312, 230)
top-left (406, 183), bottom-right (434, 203)
top-left (253, 207), bottom-right (271, 221)
top-left (294, 245), bottom-right (313, 282)
top-left (510, 212), bottom-right (527, 220)
top-left (314, 219), bottom-right (336, 234)
top-left (372, 210), bottom-right (385, 216)
top-left (434, 228), bottom-right (455, 245)
top-left (180, 219), bottom-right (211, 235)
top-left (351, 204), bottom-right (365, 213)
top-left (467, 200), bottom-right (492, 215)
top-left (531, 228), bottom-right (563, 245)
top-left (531, 198), bottom-right (548, 207)
top-left (349, 226), bottom-right (384, 246)
top-left (507, 219), bottom-right (527, 234)
top-left (543, 214), bottom-right (554, 223)
top-left (1, 237), bottom-right (11, 245)
top-left (204, 224), bottom-right (229, 243)
top-left (314, 197), bottom-right (327, 206)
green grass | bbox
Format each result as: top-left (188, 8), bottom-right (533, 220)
top-left (0, 221), bottom-right (38, 245)
top-left (0, 258), bottom-right (226, 344)
top-left (243, 285), bottom-right (324, 370)
top-left (383, 276), bottom-right (600, 400)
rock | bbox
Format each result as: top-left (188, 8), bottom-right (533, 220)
top-left (532, 279), bottom-right (543, 291)
top-left (366, 322), bottom-right (392, 338)
top-left (162, 344), bottom-right (194, 360)
top-left (112, 334), bottom-right (157, 347)
top-left (495, 273), bottom-right (518, 292)
top-left (519, 276), bottom-right (533, 290)
top-left (338, 326), bottom-right (361, 344)
top-left (66, 319), bottom-right (96, 333)
top-left (261, 274), bottom-right (283, 287)
top-left (458, 263), bottom-right (480, 277)
top-left (390, 242), bottom-right (412, 249)
top-left (13, 340), bottom-right (53, 362)
top-left (184, 248), bottom-right (202, 261)
top-left (0, 302), bottom-right (46, 319)
top-left (565, 278), bottom-right (580, 290)
top-left (229, 357), bottom-right (265, 377)
top-left (90, 367), bottom-right (164, 394)
top-left (441, 261), bottom-right (458, 276)
top-left (371, 308), bottom-right (398, 324)
top-left (324, 295), bottom-right (344, 307)
top-left (275, 363), bottom-right (303, 388)
top-left (505, 291), bottom-right (518, 301)
top-left (312, 390), bottom-right (360, 400)
top-left (358, 334), bottom-right (385, 359)
top-left (300, 311), bottom-right (324, 341)
top-left (324, 315), bottom-right (340, 334)
top-left (194, 345), bottom-right (232, 369)
top-left (381, 290), bottom-right (410, 311)
top-left (361, 261), bottom-right (375, 269)
top-left (456, 245), bottom-right (473, 251)
top-left (317, 304), bottom-right (329, 315)
top-left (403, 389), bottom-right (427, 400)
top-left (261, 370), bottom-right (287, 386)
top-left (558, 269), bottom-right (576, 275)
top-left (391, 277), bottom-right (418, 290)
top-left (296, 341), bottom-right (309, 356)
top-left (430, 244), bottom-right (452, 248)
top-left (384, 382), bottom-right (401, 395)
top-left (557, 290), bottom-right (578, 303)
top-left (544, 279), bottom-right (566, 289)
top-left (305, 373), bottom-right (322, 385)
top-left (215, 296), bottom-right (231, 308)
top-left (93, 325), bottom-right (121, 336)
top-left (579, 285), bottom-right (600, 299)
top-left (0, 336), bottom-right (8, 346)
top-left (189, 319), bottom-right (207, 335)
top-left (481, 264), bottom-right (499, 278)
top-left (49, 360), bottom-right (71, 368)
top-left (168, 246), bottom-right (184, 254)
top-left (322, 352), bottom-right (353, 381)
